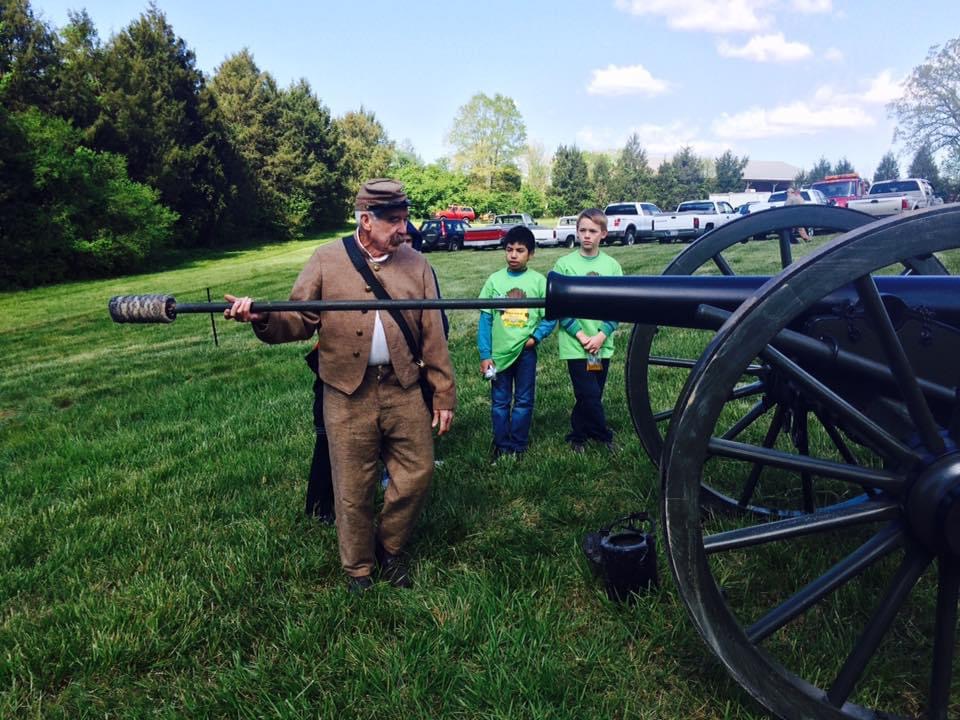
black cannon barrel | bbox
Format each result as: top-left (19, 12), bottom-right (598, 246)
top-left (545, 273), bottom-right (960, 329)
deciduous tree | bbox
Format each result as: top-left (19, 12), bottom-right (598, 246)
top-left (891, 37), bottom-right (960, 168)
top-left (335, 107), bottom-right (395, 195)
top-left (447, 92), bottom-right (526, 190)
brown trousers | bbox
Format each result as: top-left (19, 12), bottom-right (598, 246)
top-left (324, 365), bottom-right (434, 577)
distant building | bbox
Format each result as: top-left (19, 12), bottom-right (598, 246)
top-left (741, 160), bottom-right (801, 192)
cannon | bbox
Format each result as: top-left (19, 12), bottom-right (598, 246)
top-left (109, 205), bottom-right (960, 720)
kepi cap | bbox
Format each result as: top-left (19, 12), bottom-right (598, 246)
top-left (355, 178), bottom-right (411, 211)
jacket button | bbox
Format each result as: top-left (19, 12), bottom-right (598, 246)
top-left (373, 265), bottom-right (381, 272)
top-left (361, 309), bottom-right (368, 314)
top-left (365, 285), bottom-right (372, 293)
top-left (352, 351), bottom-right (360, 358)
top-left (356, 329), bottom-right (363, 336)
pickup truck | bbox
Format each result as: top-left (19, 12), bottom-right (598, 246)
top-left (463, 213), bottom-right (553, 250)
top-left (651, 200), bottom-right (737, 243)
top-left (603, 202), bottom-right (662, 245)
top-left (846, 178), bottom-right (935, 218)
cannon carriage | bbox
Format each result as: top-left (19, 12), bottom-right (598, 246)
top-left (109, 205), bottom-right (960, 720)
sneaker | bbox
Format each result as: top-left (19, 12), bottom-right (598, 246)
top-left (376, 546), bottom-right (413, 589)
top-left (347, 575), bottom-right (374, 593)
top-left (569, 441), bottom-right (586, 454)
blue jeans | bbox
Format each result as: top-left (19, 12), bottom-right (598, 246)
top-left (491, 348), bottom-right (537, 453)
top-left (566, 358), bottom-right (613, 444)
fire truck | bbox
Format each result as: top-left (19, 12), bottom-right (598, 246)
top-left (810, 173), bottom-right (870, 208)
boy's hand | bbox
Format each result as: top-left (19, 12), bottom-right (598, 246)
top-left (524, 337), bottom-right (536, 349)
top-left (480, 359), bottom-right (494, 375)
top-left (583, 332), bottom-right (606, 354)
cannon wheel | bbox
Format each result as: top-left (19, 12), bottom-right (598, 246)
top-left (625, 206), bottom-right (948, 517)
top-left (662, 205), bottom-right (960, 719)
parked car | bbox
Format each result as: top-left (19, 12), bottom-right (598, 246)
top-left (419, 218), bottom-right (468, 252)
top-left (603, 202), bottom-right (662, 244)
top-left (434, 205), bottom-right (476, 221)
top-left (463, 213), bottom-right (553, 249)
top-left (546, 216), bottom-right (579, 248)
top-left (651, 200), bottom-right (737, 243)
top-left (846, 178), bottom-right (936, 217)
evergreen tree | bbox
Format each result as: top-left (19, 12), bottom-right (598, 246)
top-left (53, 10), bottom-right (103, 133)
top-left (92, 6), bottom-right (230, 245)
top-left (590, 154), bottom-right (614, 208)
top-left (548, 145), bottom-right (590, 215)
top-left (907, 145), bottom-right (942, 190)
top-left (807, 157), bottom-right (833, 183)
top-left (873, 151), bottom-right (900, 182)
top-left (713, 149), bottom-right (749, 192)
top-left (274, 79), bottom-right (350, 233)
top-left (0, 0), bottom-right (61, 111)
top-left (610, 133), bottom-right (653, 201)
top-left (833, 157), bottom-right (856, 175)
top-left (653, 159), bottom-right (682, 211)
top-left (672, 146), bottom-right (710, 200)
top-left (335, 107), bottom-right (395, 196)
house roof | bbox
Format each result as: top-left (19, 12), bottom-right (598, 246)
top-left (743, 160), bottom-right (800, 182)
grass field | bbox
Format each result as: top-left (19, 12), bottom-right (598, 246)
top-left (1, 231), bottom-right (955, 718)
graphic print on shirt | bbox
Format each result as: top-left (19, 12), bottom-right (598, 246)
top-left (500, 287), bottom-right (530, 328)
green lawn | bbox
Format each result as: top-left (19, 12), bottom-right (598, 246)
top-left (0, 232), bottom-right (953, 718)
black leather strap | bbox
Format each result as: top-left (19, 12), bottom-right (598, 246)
top-left (342, 236), bottom-right (423, 366)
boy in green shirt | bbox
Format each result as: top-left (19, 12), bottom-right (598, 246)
top-left (552, 208), bottom-right (623, 453)
top-left (477, 226), bottom-right (556, 460)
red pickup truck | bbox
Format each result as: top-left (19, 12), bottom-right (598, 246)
top-left (434, 205), bottom-right (476, 221)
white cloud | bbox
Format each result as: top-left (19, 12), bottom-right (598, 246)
top-left (860, 70), bottom-right (904, 104)
top-left (587, 64), bottom-right (669, 96)
top-left (812, 71), bottom-right (905, 107)
top-left (790, 0), bottom-right (832, 13)
top-left (824, 48), bottom-right (843, 62)
top-left (714, 101), bottom-right (875, 139)
top-left (614, 0), bottom-right (773, 33)
top-left (717, 33), bottom-right (812, 62)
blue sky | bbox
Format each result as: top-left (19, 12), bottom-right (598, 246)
top-left (34, 0), bottom-right (960, 178)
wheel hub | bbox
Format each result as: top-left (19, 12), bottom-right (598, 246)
top-left (907, 451), bottom-right (960, 556)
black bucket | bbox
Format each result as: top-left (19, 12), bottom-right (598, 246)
top-left (583, 512), bottom-right (658, 603)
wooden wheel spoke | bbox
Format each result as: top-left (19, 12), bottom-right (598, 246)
top-left (746, 523), bottom-right (905, 644)
top-left (712, 252), bottom-right (735, 276)
top-left (704, 501), bottom-right (900, 554)
top-left (854, 275), bottom-right (946, 456)
top-left (929, 557), bottom-right (960, 720)
top-left (760, 343), bottom-right (923, 468)
top-left (709, 438), bottom-right (905, 492)
top-left (814, 410), bottom-right (860, 466)
top-left (737, 404), bottom-right (785, 507)
top-left (648, 354), bottom-right (698, 370)
top-left (826, 545), bottom-right (933, 708)
top-left (721, 398), bottom-right (771, 441)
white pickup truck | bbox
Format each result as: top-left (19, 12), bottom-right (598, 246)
top-left (846, 178), bottom-right (936, 218)
top-left (651, 200), bottom-right (737, 243)
top-left (603, 202), bottom-right (663, 245)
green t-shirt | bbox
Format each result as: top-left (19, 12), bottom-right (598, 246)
top-left (552, 251), bottom-right (623, 360)
top-left (478, 267), bottom-right (548, 370)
